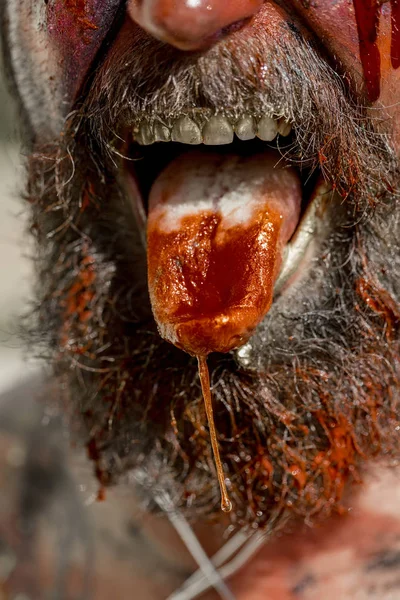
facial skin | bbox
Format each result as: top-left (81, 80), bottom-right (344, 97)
top-left (1, 0), bottom-right (400, 590)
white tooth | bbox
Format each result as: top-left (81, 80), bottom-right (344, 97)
top-left (277, 119), bottom-right (292, 137)
top-left (203, 116), bottom-right (234, 145)
top-left (257, 116), bottom-right (278, 141)
top-left (136, 121), bottom-right (154, 145)
top-left (235, 115), bottom-right (256, 141)
top-left (171, 116), bottom-right (202, 144)
top-left (154, 122), bottom-right (171, 142)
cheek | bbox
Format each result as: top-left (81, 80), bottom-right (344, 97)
top-left (6, 0), bottom-right (124, 137)
top-left (47, 0), bottom-right (122, 105)
top-left (290, 0), bottom-right (400, 154)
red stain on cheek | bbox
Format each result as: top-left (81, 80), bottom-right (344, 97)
top-left (63, 0), bottom-right (98, 32)
top-left (46, 0), bottom-right (103, 100)
top-left (50, 0), bottom-right (98, 39)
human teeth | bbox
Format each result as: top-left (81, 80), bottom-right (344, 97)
top-left (203, 116), bottom-right (234, 145)
top-left (235, 116), bottom-right (256, 141)
top-left (171, 116), bottom-right (202, 144)
top-left (134, 113), bottom-right (292, 146)
top-left (277, 119), bottom-right (292, 137)
top-left (257, 116), bottom-right (278, 141)
top-left (137, 121), bottom-right (154, 145)
top-left (154, 122), bottom-right (171, 142)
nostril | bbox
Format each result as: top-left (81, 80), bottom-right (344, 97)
top-left (127, 0), bottom-right (264, 51)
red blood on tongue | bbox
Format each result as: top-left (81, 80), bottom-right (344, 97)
top-left (147, 149), bottom-right (301, 511)
top-left (147, 150), bottom-right (302, 356)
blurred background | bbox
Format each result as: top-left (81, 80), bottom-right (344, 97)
top-left (0, 54), bottom-right (36, 393)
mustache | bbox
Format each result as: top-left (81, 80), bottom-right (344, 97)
top-left (75, 21), bottom-right (400, 204)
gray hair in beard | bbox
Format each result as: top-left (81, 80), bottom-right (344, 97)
top-left (77, 20), bottom-right (400, 204)
top-left (25, 18), bottom-right (400, 528)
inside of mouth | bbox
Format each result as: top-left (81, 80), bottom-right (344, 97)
top-left (125, 127), bottom-right (319, 512)
top-left (127, 135), bottom-right (319, 223)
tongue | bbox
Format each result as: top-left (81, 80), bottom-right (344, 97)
top-left (147, 149), bottom-right (302, 512)
top-left (147, 149), bottom-right (301, 357)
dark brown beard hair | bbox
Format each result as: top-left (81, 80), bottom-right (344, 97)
top-left (25, 21), bottom-right (400, 529)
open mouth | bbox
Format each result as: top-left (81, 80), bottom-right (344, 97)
top-left (121, 109), bottom-right (337, 510)
top-left (124, 110), bottom-right (335, 339)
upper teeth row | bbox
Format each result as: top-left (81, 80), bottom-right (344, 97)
top-left (132, 114), bottom-right (292, 146)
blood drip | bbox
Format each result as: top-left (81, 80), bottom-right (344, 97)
top-left (353, 0), bottom-right (400, 101)
top-left (197, 355), bottom-right (232, 512)
top-left (353, 0), bottom-right (382, 102)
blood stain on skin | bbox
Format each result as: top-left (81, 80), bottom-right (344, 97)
top-left (87, 436), bottom-right (108, 501)
top-left (63, 0), bottom-right (98, 33)
top-left (391, 0), bottom-right (400, 68)
top-left (353, 0), bottom-right (400, 101)
top-left (353, 0), bottom-right (381, 101)
top-left (46, 0), bottom-right (98, 78)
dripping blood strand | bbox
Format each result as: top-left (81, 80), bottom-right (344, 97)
top-left (391, 0), bottom-right (400, 69)
top-left (353, 0), bottom-right (382, 102)
top-left (146, 151), bottom-right (301, 513)
top-left (197, 355), bottom-right (232, 513)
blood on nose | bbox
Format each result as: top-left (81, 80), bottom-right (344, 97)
top-left (127, 0), bottom-right (264, 50)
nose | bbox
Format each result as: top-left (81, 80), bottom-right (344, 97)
top-left (127, 0), bottom-right (264, 50)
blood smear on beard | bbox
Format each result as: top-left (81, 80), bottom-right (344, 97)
top-left (147, 149), bottom-right (301, 511)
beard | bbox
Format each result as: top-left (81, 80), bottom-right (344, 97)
top-left (25, 17), bottom-right (400, 530)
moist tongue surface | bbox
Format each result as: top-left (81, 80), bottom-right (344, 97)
top-left (147, 149), bottom-right (302, 356)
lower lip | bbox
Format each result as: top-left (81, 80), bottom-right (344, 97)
top-left (274, 178), bottom-right (336, 295)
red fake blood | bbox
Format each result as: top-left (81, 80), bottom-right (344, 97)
top-left (147, 150), bottom-right (301, 510)
top-left (63, 0), bottom-right (98, 32)
top-left (353, 0), bottom-right (382, 102)
top-left (391, 0), bottom-right (400, 68)
top-left (46, 0), bottom-right (111, 107)
top-left (147, 208), bottom-right (283, 355)
top-left (59, 247), bottom-right (96, 354)
top-left (353, 0), bottom-right (400, 101)
top-left (313, 412), bottom-right (357, 504)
